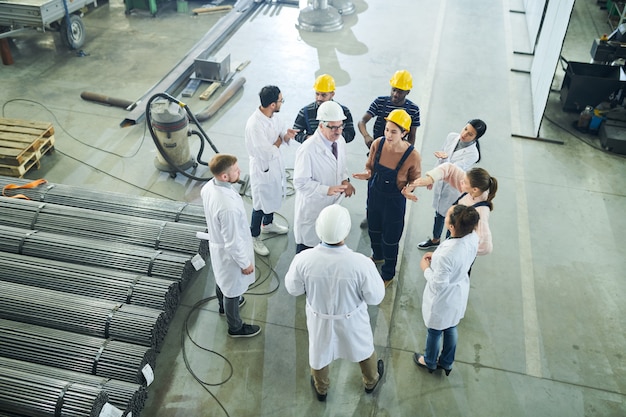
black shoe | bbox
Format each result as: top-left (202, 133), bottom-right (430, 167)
top-left (310, 376), bottom-right (327, 402)
top-left (219, 296), bottom-right (246, 316)
top-left (228, 323), bottom-right (261, 338)
top-left (417, 239), bottom-right (439, 250)
top-left (364, 359), bottom-right (384, 393)
top-left (413, 353), bottom-right (436, 373)
top-left (437, 363), bottom-right (452, 376)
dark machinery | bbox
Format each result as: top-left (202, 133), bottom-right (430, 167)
top-left (590, 23), bottom-right (626, 63)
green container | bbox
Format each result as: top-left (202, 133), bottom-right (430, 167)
top-left (177, 0), bottom-right (188, 13)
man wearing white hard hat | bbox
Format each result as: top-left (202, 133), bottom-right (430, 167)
top-left (285, 204), bottom-right (385, 401)
top-left (293, 100), bottom-right (356, 253)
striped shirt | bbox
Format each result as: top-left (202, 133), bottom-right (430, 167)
top-left (366, 96), bottom-right (421, 139)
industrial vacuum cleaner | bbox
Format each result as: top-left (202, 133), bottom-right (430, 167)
top-left (146, 92), bottom-right (249, 193)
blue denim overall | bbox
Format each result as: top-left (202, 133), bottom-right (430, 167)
top-left (367, 138), bottom-right (414, 281)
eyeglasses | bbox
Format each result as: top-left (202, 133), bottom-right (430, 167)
top-left (276, 98), bottom-right (285, 104)
top-left (324, 123), bottom-right (344, 132)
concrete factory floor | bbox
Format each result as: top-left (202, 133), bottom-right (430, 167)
top-left (1, 0), bottom-right (625, 416)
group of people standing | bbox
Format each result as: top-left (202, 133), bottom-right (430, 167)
top-left (199, 69), bottom-right (499, 400)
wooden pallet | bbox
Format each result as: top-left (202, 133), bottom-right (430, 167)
top-left (0, 118), bottom-right (56, 177)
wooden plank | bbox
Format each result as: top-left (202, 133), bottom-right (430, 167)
top-left (0, 135), bottom-right (55, 177)
top-left (0, 118), bottom-right (55, 165)
top-left (0, 117), bottom-right (54, 135)
top-left (199, 82), bottom-right (220, 101)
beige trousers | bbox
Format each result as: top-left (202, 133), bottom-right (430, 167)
top-left (310, 352), bottom-right (379, 394)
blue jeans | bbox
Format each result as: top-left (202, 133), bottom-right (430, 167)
top-left (250, 209), bottom-right (274, 238)
top-left (432, 212), bottom-right (450, 241)
top-left (424, 326), bottom-right (458, 370)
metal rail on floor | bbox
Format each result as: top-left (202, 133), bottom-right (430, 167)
top-left (121, 0), bottom-right (260, 127)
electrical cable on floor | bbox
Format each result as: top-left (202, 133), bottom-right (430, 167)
top-left (1, 98), bottom-right (193, 200)
top-left (181, 295), bottom-right (232, 417)
top-left (247, 252), bottom-right (281, 295)
top-left (2, 98), bottom-right (147, 159)
top-left (179, 203), bottom-right (290, 416)
top-left (543, 114), bottom-right (626, 159)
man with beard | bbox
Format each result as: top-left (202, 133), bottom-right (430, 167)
top-left (293, 74), bottom-right (355, 144)
top-left (245, 85), bottom-right (298, 256)
top-left (200, 154), bottom-right (260, 338)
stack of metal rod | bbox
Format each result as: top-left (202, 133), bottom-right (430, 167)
top-left (0, 176), bottom-right (215, 416)
top-left (0, 197), bottom-right (209, 258)
top-left (0, 366), bottom-right (109, 417)
top-left (0, 357), bottom-right (147, 417)
top-left (1, 282), bottom-right (169, 350)
top-left (0, 252), bottom-right (180, 315)
top-left (0, 224), bottom-right (196, 288)
top-left (0, 176), bottom-right (206, 226)
top-left (0, 319), bottom-right (157, 385)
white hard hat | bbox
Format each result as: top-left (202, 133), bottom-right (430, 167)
top-left (315, 204), bottom-right (351, 244)
top-left (316, 101), bottom-right (346, 122)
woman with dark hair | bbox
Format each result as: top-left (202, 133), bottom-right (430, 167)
top-left (353, 109), bottom-right (421, 288)
top-left (417, 119), bottom-right (487, 250)
top-left (413, 204), bottom-right (480, 375)
top-left (404, 162), bottom-right (497, 256)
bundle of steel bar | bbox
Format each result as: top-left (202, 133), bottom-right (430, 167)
top-left (0, 225), bottom-right (196, 288)
top-left (0, 356), bottom-right (147, 416)
top-left (0, 176), bottom-right (206, 226)
top-left (0, 197), bottom-right (208, 258)
top-left (0, 319), bottom-right (157, 385)
top-left (0, 366), bottom-right (109, 417)
top-left (0, 252), bottom-right (180, 314)
top-left (1, 282), bottom-right (170, 350)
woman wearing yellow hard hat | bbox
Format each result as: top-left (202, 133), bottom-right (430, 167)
top-left (353, 109), bottom-right (422, 288)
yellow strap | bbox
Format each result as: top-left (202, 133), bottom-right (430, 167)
top-left (2, 179), bottom-right (48, 200)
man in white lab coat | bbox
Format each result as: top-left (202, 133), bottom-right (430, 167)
top-left (245, 85), bottom-right (298, 257)
top-left (293, 100), bottom-right (356, 253)
top-left (201, 154), bottom-right (260, 338)
top-left (285, 205), bottom-right (385, 401)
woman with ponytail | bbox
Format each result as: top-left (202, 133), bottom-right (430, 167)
top-left (417, 119), bottom-right (487, 250)
top-left (404, 162), bottom-right (497, 256)
top-left (413, 204), bottom-right (480, 375)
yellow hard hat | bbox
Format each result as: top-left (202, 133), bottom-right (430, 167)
top-left (313, 74), bottom-right (336, 93)
top-left (389, 70), bottom-right (413, 90)
top-left (385, 109), bottom-right (412, 131)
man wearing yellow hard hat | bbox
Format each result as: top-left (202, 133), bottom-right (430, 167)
top-left (358, 69), bottom-right (420, 147)
top-left (293, 74), bottom-right (355, 144)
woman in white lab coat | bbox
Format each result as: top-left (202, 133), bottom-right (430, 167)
top-left (413, 204), bottom-right (480, 375)
top-left (418, 119), bottom-right (486, 250)
top-left (285, 205), bottom-right (385, 400)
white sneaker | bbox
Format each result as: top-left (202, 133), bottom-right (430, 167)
top-left (253, 236), bottom-right (269, 256)
top-left (261, 222), bottom-right (288, 235)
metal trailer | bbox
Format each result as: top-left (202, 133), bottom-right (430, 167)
top-left (0, 0), bottom-right (98, 49)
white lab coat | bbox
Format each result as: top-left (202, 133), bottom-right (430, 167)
top-left (293, 130), bottom-right (349, 247)
top-left (201, 179), bottom-right (255, 298)
top-left (285, 244), bottom-right (385, 369)
top-left (431, 133), bottom-right (479, 215)
top-left (422, 232), bottom-right (479, 330)
top-left (245, 108), bottom-right (290, 213)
